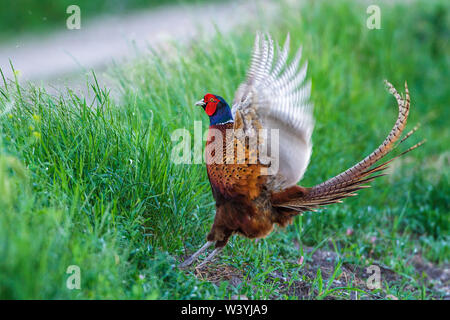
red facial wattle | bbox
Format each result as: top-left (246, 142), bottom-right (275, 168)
top-left (205, 102), bottom-right (218, 116)
top-left (204, 94), bottom-right (219, 116)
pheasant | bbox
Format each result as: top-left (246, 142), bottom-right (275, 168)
top-left (179, 33), bottom-right (423, 268)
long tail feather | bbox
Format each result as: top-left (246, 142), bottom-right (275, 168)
top-left (274, 81), bottom-right (423, 212)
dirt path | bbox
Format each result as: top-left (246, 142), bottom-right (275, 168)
top-left (0, 0), bottom-right (273, 95)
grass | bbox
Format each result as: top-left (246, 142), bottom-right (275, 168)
top-left (0, 0), bottom-right (448, 299)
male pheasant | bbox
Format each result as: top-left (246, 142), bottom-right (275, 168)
top-left (180, 33), bottom-right (423, 268)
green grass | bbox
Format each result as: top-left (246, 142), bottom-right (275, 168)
top-left (0, 0), bottom-right (448, 299)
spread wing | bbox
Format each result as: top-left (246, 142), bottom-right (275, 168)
top-left (232, 33), bottom-right (314, 190)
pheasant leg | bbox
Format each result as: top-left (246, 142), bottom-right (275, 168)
top-left (179, 241), bottom-right (213, 268)
top-left (196, 247), bottom-right (223, 269)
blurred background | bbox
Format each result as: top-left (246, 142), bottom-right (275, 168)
top-left (0, 0), bottom-right (244, 96)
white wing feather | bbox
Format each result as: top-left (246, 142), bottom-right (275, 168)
top-left (232, 33), bottom-right (314, 189)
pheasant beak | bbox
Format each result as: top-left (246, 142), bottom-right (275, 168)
top-left (195, 99), bottom-right (206, 107)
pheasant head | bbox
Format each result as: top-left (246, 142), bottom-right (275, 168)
top-left (196, 93), bottom-right (233, 125)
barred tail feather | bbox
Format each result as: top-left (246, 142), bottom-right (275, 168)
top-left (275, 81), bottom-right (424, 212)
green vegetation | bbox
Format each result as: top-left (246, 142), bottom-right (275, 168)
top-left (0, 0), bottom-right (448, 299)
